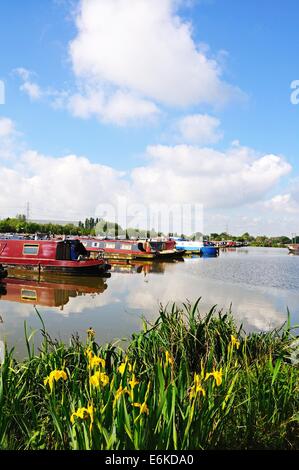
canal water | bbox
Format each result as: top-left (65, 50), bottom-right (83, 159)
top-left (1, 247), bottom-right (299, 359)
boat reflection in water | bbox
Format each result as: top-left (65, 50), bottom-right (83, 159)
top-left (109, 259), bottom-right (171, 275)
top-left (0, 260), bottom-right (171, 309)
top-left (0, 273), bottom-right (110, 310)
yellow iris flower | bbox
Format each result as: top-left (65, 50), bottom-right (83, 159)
top-left (205, 369), bottom-right (223, 386)
top-left (44, 370), bottom-right (67, 392)
top-left (118, 357), bottom-right (132, 375)
top-left (133, 402), bottom-right (149, 415)
top-left (85, 348), bottom-right (105, 369)
top-left (189, 373), bottom-right (206, 399)
top-left (165, 351), bottom-right (174, 366)
top-left (230, 335), bottom-right (240, 350)
top-left (128, 373), bottom-right (139, 390)
top-left (114, 385), bottom-right (129, 401)
top-left (90, 371), bottom-right (109, 387)
top-left (70, 404), bottom-right (94, 432)
top-left (89, 355), bottom-right (106, 369)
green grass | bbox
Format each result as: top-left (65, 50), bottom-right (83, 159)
top-left (0, 301), bottom-right (298, 450)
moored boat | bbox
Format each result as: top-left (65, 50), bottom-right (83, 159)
top-left (0, 239), bottom-right (111, 276)
top-left (79, 238), bottom-right (184, 261)
top-left (172, 238), bottom-right (219, 257)
top-left (287, 244), bottom-right (299, 255)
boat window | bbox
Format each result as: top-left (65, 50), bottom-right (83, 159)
top-left (98, 242), bottom-right (105, 248)
top-left (23, 244), bottom-right (39, 255)
top-left (21, 289), bottom-right (37, 301)
top-left (105, 243), bottom-right (115, 249)
top-left (120, 244), bottom-right (129, 250)
top-left (92, 242), bottom-right (99, 248)
top-left (150, 242), bottom-right (163, 251)
top-left (56, 240), bottom-right (88, 260)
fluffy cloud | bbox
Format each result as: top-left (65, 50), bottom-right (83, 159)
top-left (177, 114), bottom-right (223, 144)
top-left (14, 68), bottom-right (43, 101)
top-left (0, 117), bottom-right (15, 137)
top-left (265, 193), bottom-right (299, 214)
top-left (68, 89), bottom-right (159, 125)
top-left (20, 81), bottom-right (42, 101)
top-left (131, 143), bottom-right (291, 208)
top-left (0, 117), bottom-right (293, 234)
top-left (0, 117), bottom-right (19, 161)
top-left (67, 0), bottom-right (239, 124)
top-left (0, 147), bottom-right (129, 220)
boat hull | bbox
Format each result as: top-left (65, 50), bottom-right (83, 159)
top-left (0, 239), bottom-right (111, 276)
top-left (1, 261), bottom-right (111, 276)
top-left (176, 245), bottom-right (219, 257)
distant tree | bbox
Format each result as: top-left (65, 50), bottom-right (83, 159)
top-left (16, 214), bottom-right (26, 221)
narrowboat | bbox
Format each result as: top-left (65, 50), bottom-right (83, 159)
top-left (172, 239), bottom-right (219, 257)
top-left (0, 239), bottom-right (111, 276)
top-left (79, 238), bottom-right (184, 261)
top-left (287, 244), bottom-right (299, 255)
top-left (0, 275), bottom-right (108, 309)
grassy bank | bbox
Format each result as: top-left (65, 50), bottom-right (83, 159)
top-left (0, 301), bottom-right (298, 450)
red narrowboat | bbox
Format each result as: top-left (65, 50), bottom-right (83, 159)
top-left (0, 239), bottom-right (111, 276)
top-left (79, 238), bottom-right (184, 261)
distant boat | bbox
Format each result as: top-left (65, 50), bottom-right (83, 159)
top-left (79, 238), bottom-right (184, 261)
top-left (0, 239), bottom-right (111, 276)
top-left (287, 244), bottom-right (299, 255)
top-left (171, 238), bottom-right (219, 257)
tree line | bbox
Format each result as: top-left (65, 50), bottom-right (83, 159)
top-left (0, 216), bottom-right (296, 245)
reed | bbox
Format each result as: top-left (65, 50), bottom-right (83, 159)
top-left (0, 301), bottom-right (298, 450)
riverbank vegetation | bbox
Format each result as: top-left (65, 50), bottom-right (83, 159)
top-left (0, 216), bottom-right (295, 247)
top-left (0, 302), bottom-right (298, 450)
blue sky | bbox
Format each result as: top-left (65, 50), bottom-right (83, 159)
top-left (0, 0), bottom-right (299, 235)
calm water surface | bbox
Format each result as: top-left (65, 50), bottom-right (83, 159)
top-left (1, 247), bottom-right (299, 358)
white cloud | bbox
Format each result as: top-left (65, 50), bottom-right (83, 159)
top-left (0, 118), bottom-right (293, 234)
top-left (177, 114), bottom-right (223, 144)
top-left (131, 144), bottom-right (291, 208)
top-left (102, 91), bottom-right (160, 125)
top-left (14, 67), bottom-right (43, 101)
top-left (67, 0), bottom-right (240, 124)
top-left (0, 117), bottom-right (15, 137)
top-left (67, 89), bottom-right (159, 125)
top-left (20, 81), bottom-right (42, 101)
top-left (265, 193), bottom-right (299, 214)
top-left (14, 67), bottom-right (31, 81)
top-left (0, 117), bottom-right (20, 161)
top-left (0, 146), bottom-right (129, 220)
